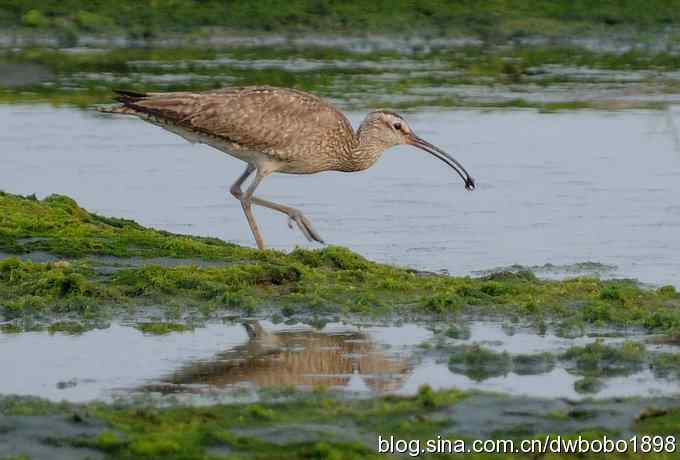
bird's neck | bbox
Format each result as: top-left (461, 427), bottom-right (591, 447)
top-left (338, 128), bottom-right (387, 172)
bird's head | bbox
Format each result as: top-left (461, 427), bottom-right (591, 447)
top-left (359, 110), bottom-right (475, 190)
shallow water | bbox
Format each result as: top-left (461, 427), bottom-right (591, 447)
top-left (408, 321), bottom-right (680, 400)
top-left (1, 105), bottom-right (680, 286)
top-left (0, 320), bottom-right (427, 403)
top-left (55, 57), bottom-right (680, 108)
top-left (1, 320), bottom-right (678, 403)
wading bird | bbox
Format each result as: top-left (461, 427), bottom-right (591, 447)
top-left (100, 86), bottom-right (475, 249)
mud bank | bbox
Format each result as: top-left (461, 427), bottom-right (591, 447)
top-left (1, 191), bottom-right (679, 333)
top-left (1, 387), bottom-right (680, 460)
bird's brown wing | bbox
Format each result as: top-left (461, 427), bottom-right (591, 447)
top-left (116, 86), bottom-right (355, 162)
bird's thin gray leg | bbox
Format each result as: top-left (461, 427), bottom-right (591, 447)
top-left (229, 164), bottom-right (255, 200)
top-left (249, 195), bottom-right (324, 244)
top-left (230, 164), bottom-right (324, 245)
top-left (229, 164), bottom-right (266, 250)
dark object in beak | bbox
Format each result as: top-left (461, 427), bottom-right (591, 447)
top-left (408, 135), bottom-right (476, 191)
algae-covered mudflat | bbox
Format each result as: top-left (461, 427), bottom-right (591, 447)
top-left (2, 386), bottom-right (680, 460)
top-left (5, 0), bottom-right (680, 111)
top-left (2, 44), bottom-right (680, 110)
top-left (1, 191), bottom-right (679, 331)
top-left (4, 0), bottom-right (680, 36)
top-left (2, 192), bottom-right (680, 460)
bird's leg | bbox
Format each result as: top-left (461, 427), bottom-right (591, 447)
top-left (229, 164), bottom-right (324, 245)
top-left (230, 164), bottom-right (266, 250)
top-left (229, 164), bottom-right (255, 199)
top-left (249, 195), bottom-right (325, 244)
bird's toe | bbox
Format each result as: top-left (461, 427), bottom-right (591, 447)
top-left (289, 213), bottom-right (314, 242)
top-left (300, 215), bottom-right (325, 244)
top-left (287, 211), bottom-right (324, 244)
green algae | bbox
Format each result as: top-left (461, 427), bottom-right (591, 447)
top-left (444, 324), bottom-right (471, 340)
top-left (574, 376), bottom-right (605, 394)
top-left (2, 191), bottom-right (680, 336)
top-left (659, 285), bottom-right (678, 298)
top-left (635, 408), bottom-right (680, 437)
top-left (135, 322), bottom-right (191, 335)
top-left (651, 353), bottom-right (680, 379)
top-left (2, 42), bottom-right (680, 110)
top-left (89, 385), bottom-right (463, 459)
top-left (512, 352), bottom-right (556, 375)
top-left (0, 395), bottom-right (72, 416)
top-left (95, 431), bottom-right (126, 452)
top-left (2, 388), bottom-right (680, 460)
top-left (447, 346), bottom-right (559, 380)
top-left (448, 345), bottom-right (512, 381)
top-left (560, 340), bottom-right (648, 377)
top-left (0, 192), bottom-right (260, 260)
top-left (47, 321), bottom-right (89, 335)
top-left (5, 0), bottom-right (680, 37)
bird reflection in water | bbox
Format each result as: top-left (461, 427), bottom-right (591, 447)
top-left (152, 321), bottom-right (413, 394)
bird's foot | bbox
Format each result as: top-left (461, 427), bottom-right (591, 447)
top-left (287, 211), bottom-right (325, 244)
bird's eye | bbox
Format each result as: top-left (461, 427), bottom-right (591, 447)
top-left (393, 122), bottom-right (402, 131)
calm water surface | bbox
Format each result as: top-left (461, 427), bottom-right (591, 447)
top-left (1, 320), bottom-right (678, 403)
top-left (1, 105), bottom-right (679, 286)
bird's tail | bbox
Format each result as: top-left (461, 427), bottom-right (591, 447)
top-left (96, 89), bottom-right (149, 114)
top-left (113, 89), bottom-right (149, 102)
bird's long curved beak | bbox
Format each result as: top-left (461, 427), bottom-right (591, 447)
top-left (407, 135), bottom-right (476, 191)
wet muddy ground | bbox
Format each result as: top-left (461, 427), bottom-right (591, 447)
top-left (1, 374), bottom-right (679, 460)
